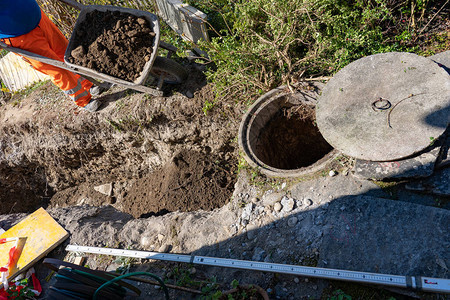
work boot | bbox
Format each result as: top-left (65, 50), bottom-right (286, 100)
top-left (83, 99), bottom-right (102, 112)
top-left (90, 85), bottom-right (108, 96)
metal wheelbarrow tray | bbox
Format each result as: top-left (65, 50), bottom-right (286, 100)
top-left (0, 0), bottom-right (188, 96)
top-left (64, 5), bottom-right (161, 87)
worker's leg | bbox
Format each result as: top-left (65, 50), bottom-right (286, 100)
top-left (3, 13), bottom-right (93, 107)
top-left (37, 10), bottom-right (68, 60)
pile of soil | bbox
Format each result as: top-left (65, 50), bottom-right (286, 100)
top-left (255, 105), bottom-right (333, 170)
top-left (67, 10), bottom-right (155, 82)
top-left (122, 150), bottom-right (236, 218)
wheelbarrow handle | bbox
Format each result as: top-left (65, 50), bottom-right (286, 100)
top-left (56, 0), bottom-right (85, 10)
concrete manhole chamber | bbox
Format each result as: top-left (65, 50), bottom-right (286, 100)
top-left (239, 84), bottom-right (339, 177)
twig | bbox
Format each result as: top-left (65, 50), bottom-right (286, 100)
top-left (418, 0), bottom-right (449, 35)
top-left (387, 93), bottom-right (424, 128)
top-left (303, 76), bottom-right (331, 81)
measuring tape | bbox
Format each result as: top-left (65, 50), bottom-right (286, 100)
top-left (66, 245), bottom-right (450, 294)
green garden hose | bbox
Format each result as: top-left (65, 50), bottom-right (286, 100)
top-left (93, 271), bottom-right (169, 300)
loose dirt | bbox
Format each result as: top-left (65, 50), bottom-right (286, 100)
top-left (122, 150), bottom-right (235, 218)
top-left (68, 9), bottom-right (155, 82)
top-left (49, 149), bottom-right (236, 218)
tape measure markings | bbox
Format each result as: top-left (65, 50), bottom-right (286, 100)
top-left (66, 245), bottom-right (449, 294)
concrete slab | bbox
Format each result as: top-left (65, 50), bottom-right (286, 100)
top-left (353, 144), bottom-right (440, 180)
top-left (429, 50), bottom-right (450, 74)
top-left (436, 132), bottom-right (450, 169)
top-left (405, 168), bottom-right (450, 196)
top-left (318, 195), bottom-right (449, 278)
top-left (316, 52), bottom-right (450, 161)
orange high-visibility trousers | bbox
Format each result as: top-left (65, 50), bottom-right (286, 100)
top-left (2, 10), bottom-right (93, 107)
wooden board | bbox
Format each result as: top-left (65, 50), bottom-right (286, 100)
top-left (0, 208), bottom-right (69, 280)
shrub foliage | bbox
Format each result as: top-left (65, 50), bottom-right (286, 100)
top-left (189, 0), bottom-right (448, 103)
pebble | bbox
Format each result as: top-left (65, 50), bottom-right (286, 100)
top-left (229, 224), bottom-right (238, 236)
top-left (287, 217), bottom-right (298, 227)
top-left (281, 197), bottom-right (295, 212)
top-left (246, 224), bottom-right (258, 240)
top-left (158, 244), bottom-right (169, 253)
top-left (267, 288), bottom-right (273, 293)
top-left (304, 198), bottom-right (313, 207)
top-left (140, 236), bottom-right (152, 248)
top-left (185, 91), bottom-right (194, 98)
top-left (329, 170), bottom-right (337, 177)
top-left (294, 278), bottom-right (300, 283)
top-left (251, 197), bottom-right (259, 203)
top-left (252, 247), bottom-right (266, 261)
top-left (305, 278), bottom-right (309, 283)
top-left (274, 202), bottom-right (282, 212)
top-left (157, 234), bottom-right (165, 242)
top-left (94, 183), bottom-right (113, 196)
top-left (281, 182), bottom-right (286, 189)
top-left (241, 203), bottom-right (254, 220)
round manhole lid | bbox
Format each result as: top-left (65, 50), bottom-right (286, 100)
top-left (316, 52), bottom-right (450, 161)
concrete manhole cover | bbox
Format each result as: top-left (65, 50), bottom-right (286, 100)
top-left (316, 52), bottom-right (450, 161)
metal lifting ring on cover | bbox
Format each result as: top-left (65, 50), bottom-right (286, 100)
top-left (371, 98), bottom-right (391, 111)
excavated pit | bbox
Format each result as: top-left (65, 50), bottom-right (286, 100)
top-left (0, 83), bottom-right (239, 218)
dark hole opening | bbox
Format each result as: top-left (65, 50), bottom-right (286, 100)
top-left (254, 105), bottom-right (333, 170)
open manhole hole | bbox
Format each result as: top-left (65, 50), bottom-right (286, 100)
top-left (239, 85), bottom-right (339, 177)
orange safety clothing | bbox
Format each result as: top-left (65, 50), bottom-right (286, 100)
top-left (1, 10), bottom-right (93, 107)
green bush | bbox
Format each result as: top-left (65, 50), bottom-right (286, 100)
top-left (193, 0), bottom-right (444, 105)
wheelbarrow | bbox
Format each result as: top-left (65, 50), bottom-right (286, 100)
top-left (0, 0), bottom-right (188, 97)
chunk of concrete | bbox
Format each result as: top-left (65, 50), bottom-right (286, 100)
top-left (94, 183), bottom-right (113, 196)
top-left (354, 146), bottom-right (440, 180)
top-left (405, 168), bottom-right (450, 196)
top-left (436, 131), bottom-right (450, 169)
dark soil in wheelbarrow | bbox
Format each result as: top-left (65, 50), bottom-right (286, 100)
top-left (67, 9), bottom-right (155, 82)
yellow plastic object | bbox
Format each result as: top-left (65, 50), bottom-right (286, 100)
top-left (0, 208), bottom-right (69, 280)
